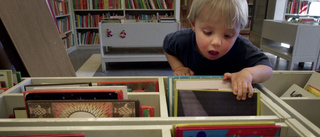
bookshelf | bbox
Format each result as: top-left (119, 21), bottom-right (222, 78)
top-left (71, 0), bottom-right (179, 49)
top-left (47, 0), bottom-right (76, 54)
top-left (239, 0), bottom-right (255, 39)
top-left (260, 20), bottom-right (320, 70)
top-left (284, 0), bottom-right (320, 22)
top-left (0, 76), bottom-right (319, 136)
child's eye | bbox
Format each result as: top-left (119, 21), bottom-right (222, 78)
top-left (203, 31), bottom-right (212, 35)
top-left (224, 34), bottom-right (233, 38)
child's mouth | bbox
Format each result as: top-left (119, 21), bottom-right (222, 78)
top-left (208, 51), bottom-right (219, 56)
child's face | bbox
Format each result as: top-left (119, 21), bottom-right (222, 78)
top-left (191, 13), bottom-right (240, 60)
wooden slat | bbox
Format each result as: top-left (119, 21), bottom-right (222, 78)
top-left (0, 0), bottom-right (76, 77)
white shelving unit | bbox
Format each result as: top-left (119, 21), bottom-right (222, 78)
top-left (0, 76), bottom-right (318, 136)
top-left (260, 19), bottom-right (320, 70)
top-left (99, 22), bottom-right (179, 72)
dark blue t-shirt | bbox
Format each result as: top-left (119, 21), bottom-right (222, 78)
top-left (163, 29), bottom-right (272, 75)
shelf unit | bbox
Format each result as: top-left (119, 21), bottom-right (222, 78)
top-left (47, 0), bottom-right (76, 54)
top-left (239, 0), bottom-right (255, 39)
top-left (71, 0), bottom-right (179, 50)
top-left (260, 19), bottom-right (320, 70)
top-left (99, 22), bottom-right (179, 72)
top-left (0, 76), bottom-right (318, 136)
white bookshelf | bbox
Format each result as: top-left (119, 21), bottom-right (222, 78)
top-left (70, 0), bottom-right (180, 50)
top-left (99, 22), bottom-right (179, 72)
top-left (260, 19), bottom-right (320, 70)
top-left (0, 76), bottom-right (318, 136)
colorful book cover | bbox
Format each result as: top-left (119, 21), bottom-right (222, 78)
top-left (172, 121), bottom-right (279, 137)
top-left (26, 99), bottom-right (140, 118)
top-left (0, 132), bottom-right (86, 137)
top-left (175, 125), bottom-right (281, 137)
top-left (140, 106), bottom-right (155, 117)
top-left (0, 69), bottom-right (13, 88)
top-left (97, 80), bottom-right (159, 92)
top-left (173, 89), bottom-right (260, 117)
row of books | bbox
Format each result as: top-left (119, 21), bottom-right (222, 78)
top-left (73, 0), bottom-right (122, 9)
top-left (48, 0), bottom-right (70, 16)
top-left (75, 14), bottom-right (105, 28)
top-left (12, 80), bottom-right (159, 118)
top-left (56, 17), bottom-right (71, 33)
top-left (77, 31), bottom-right (100, 45)
top-left (62, 34), bottom-right (74, 49)
top-left (286, 0), bottom-right (320, 15)
top-left (72, 0), bottom-right (174, 10)
top-left (0, 70), bottom-right (22, 93)
top-left (125, 0), bottom-right (173, 9)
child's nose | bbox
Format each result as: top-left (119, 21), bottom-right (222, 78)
top-left (210, 36), bottom-right (222, 47)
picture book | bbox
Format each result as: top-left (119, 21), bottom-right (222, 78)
top-left (172, 121), bottom-right (279, 137)
top-left (12, 71), bottom-right (21, 85)
top-left (0, 69), bottom-right (13, 88)
top-left (140, 106), bottom-right (155, 117)
top-left (168, 77), bottom-right (232, 116)
top-left (281, 84), bottom-right (318, 98)
top-left (24, 89), bottom-right (124, 102)
top-left (97, 80), bottom-right (159, 92)
top-left (167, 76), bottom-right (224, 116)
top-left (26, 99), bottom-right (140, 118)
top-left (303, 71), bottom-right (320, 97)
top-left (174, 125), bottom-right (281, 137)
top-left (24, 82), bottom-right (92, 91)
top-left (174, 89), bottom-right (260, 117)
top-left (13, 107), bottom-right (27, 118)
top-left (24, 85), bottom-right (128, 99)
top-left (0, 132), bottom-right (86, 137)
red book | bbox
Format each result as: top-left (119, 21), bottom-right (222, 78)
top-left (97, 80), bottom-right (159, 92)
top-left (175, 125), bottom-right (281, 137)
top-left (0, 133), bottom-right (86, 137)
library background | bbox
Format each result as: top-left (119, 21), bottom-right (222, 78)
top-left (0, 0), bottom-right (320, 136)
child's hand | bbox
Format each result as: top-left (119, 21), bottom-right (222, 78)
top-left (173, 67), bottom-right (194, 76)
top-left (223, 70), bottom-right (253, 100)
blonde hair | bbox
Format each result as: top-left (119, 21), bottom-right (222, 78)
top-left (187, 0), bottom-right (248, 30)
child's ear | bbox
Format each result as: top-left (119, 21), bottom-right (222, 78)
top-left (191, 22), bottom-right (195, 31)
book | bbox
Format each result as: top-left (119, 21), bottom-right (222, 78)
top-left (24, 86), bottom-right (128, 99)
top-left (0, 69), bottom-right (13, 88)
top-left (174, 89), bottom-right (260, 117)
top-left (24, 89), bottom-right (124, 102)
top-left (0, 132), bottom-right (86, 137)
top-left (140, 106), bottom-right (155, 117)
top-left (97, 80), bottom-right (159, 92)
top-left (167, 76), bottom-right (231, 116)
top-left (173, 122), bottom-right (281, 137)
top-left (26, 99), bottom-right (140, 118)
top-left (12, 71), bottom-right (22, 85)
top-left (24, 82), bottom-right (92, 91)
top-left (12, 107), bottom-right (28, 118)
top-left (281, 84), bottom-right (317, 98)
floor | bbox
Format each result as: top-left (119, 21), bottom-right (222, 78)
top-left (68, 48), bottom-right (315, 77)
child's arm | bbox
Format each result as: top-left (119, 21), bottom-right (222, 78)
top-left (223, 65), bottom-right (272, 100)
top-left (164, 51), bottom-right (194, 76)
